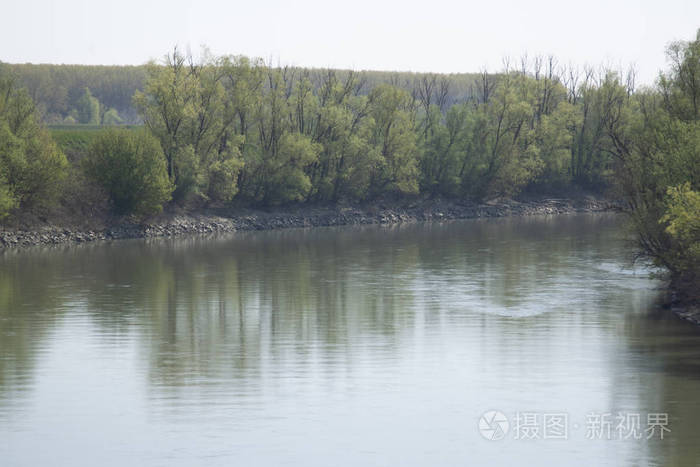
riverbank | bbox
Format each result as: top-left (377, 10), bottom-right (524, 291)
top-left (665, 287), bottom-right (700, 326)
top-left (0, 195), bottom-right (618, 249)
top-left (672, 304), bottom-right (700, 326)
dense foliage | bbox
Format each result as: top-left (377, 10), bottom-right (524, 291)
top-left (0, 73), bottom-right (68, 219)
top-left (610, 31), bottom-right (700, 299)
top-left (130, 50), bottom-right (630, 206)
top-left (1, 63), bottom-right (146, 124)
top-left (2, 62), bottom-right (480, 126)
top-left (83, 129), bottom-right (172, 216)
top-left (0, 50), bottom-right (637, 217)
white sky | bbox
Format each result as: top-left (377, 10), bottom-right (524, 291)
top-left (2, 0), bottom-right (699, 85)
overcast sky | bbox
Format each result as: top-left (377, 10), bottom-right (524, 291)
top-left (2, 0), bottom-right (699, 85)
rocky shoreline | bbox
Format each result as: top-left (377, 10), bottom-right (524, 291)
top-left (664, 288), bottom-right (700, 326)
top-left (673, 306), bottom-right (700, 325)
top-left (0, 196), bottom-right (619, 249)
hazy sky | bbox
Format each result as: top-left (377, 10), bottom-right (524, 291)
top-left (2, 0), bottom-right (699, 85)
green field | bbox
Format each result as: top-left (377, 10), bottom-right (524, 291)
top-left (49, 125), bottom-right (142, 160)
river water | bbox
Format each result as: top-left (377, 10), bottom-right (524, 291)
top-left (1, 213), bottom-right (699, 466)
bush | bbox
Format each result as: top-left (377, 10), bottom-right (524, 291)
top-left (83, 129), bottom-right (173, 216)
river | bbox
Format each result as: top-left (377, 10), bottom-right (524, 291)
top-left (1, 213), bottom-right (699, 466)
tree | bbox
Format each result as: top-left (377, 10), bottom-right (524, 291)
top-left (83, 129), bottom-right (173, 216)
top-left (102, 107), bottom-right (123, 125)
top-left (133, 50), bottom-right (198, 193)
top-left (304, 70), bottom-right (375, 201)
top-left (660, 30), bottom-right (700, 121)
top-left (533, 100), bottom-right (578, 189)
top-left (0, 71), bottom-right (67, 219)
top-left (134, 48), bottom-right (244, 204)
top-left (458, 71), bottom-right (542, 198)
top-left (366, 84), bottom-right (420, 197)
top-left (265, 132), bottom-right (320, 203)
top-left (611, 30), bottom-right (700, 300)
top-left (75, 87), bottom-right (100, 124)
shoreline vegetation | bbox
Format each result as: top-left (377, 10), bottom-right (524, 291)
top-left (1, 32), bottom-right (698, 319)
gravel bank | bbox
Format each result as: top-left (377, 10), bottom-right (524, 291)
top-left (0, 196), bottom-right (619, 249)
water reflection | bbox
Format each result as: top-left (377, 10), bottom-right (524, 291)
top-left (1, 214), bottom-right (699, 466)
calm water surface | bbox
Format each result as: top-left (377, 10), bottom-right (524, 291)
top-left (1, 213), bottom-right (699, 466)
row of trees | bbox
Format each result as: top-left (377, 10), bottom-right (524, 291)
top-left (0, 49), bottom-right (638, 218)
top-left (131, 49), bottom-right (631, 207)
top-left (68, 87), bottom-right (123, 125)
top-left (2, 62), bottom-right (482, 126)
top-left (2, 63), bottom-right (145, 124)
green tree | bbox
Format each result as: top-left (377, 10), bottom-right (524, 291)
top-left (0, 72), bottom-right (67, 219)
top-left (102, 107), bottom-right (123, 125)
top-left (265, 132), bottom-right (320, 203)
top-left (419, 104), bottom-right (461, 196)
top-left (303, 71), bottom-right (375, 201)
top-left (533, 100), bottom-right (578, 189)
top-left (366, 84), bottom-right (419, 197)
top-left (659, 30), bottom-right (700, 121)
top-left (134, 49), bottom-right (243, 203)
top-left (461, 72), bottom-right (542, 198)
top-left (83, 129), bottom-right (173, 216)
top-left (76, 87), bottom-right (100, 124)
top-left (611, 31), bottom-right (700, 300)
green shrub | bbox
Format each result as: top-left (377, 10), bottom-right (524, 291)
top-left (83, 129), bottom-right (173, 216)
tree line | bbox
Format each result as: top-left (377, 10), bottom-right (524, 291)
top-left (0, 49), bottom-right (654, 214)
top-left (126, 49), bottom-right (630, 207)
top-left (0, 62), bottom-right (480, 126)
top-left (0, 63), bottom-right (146, 124)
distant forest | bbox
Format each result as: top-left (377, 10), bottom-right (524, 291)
top-left (2, 62), bottom-right (481, 125)
top-left (3, 64), bottom-right (146, 124)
